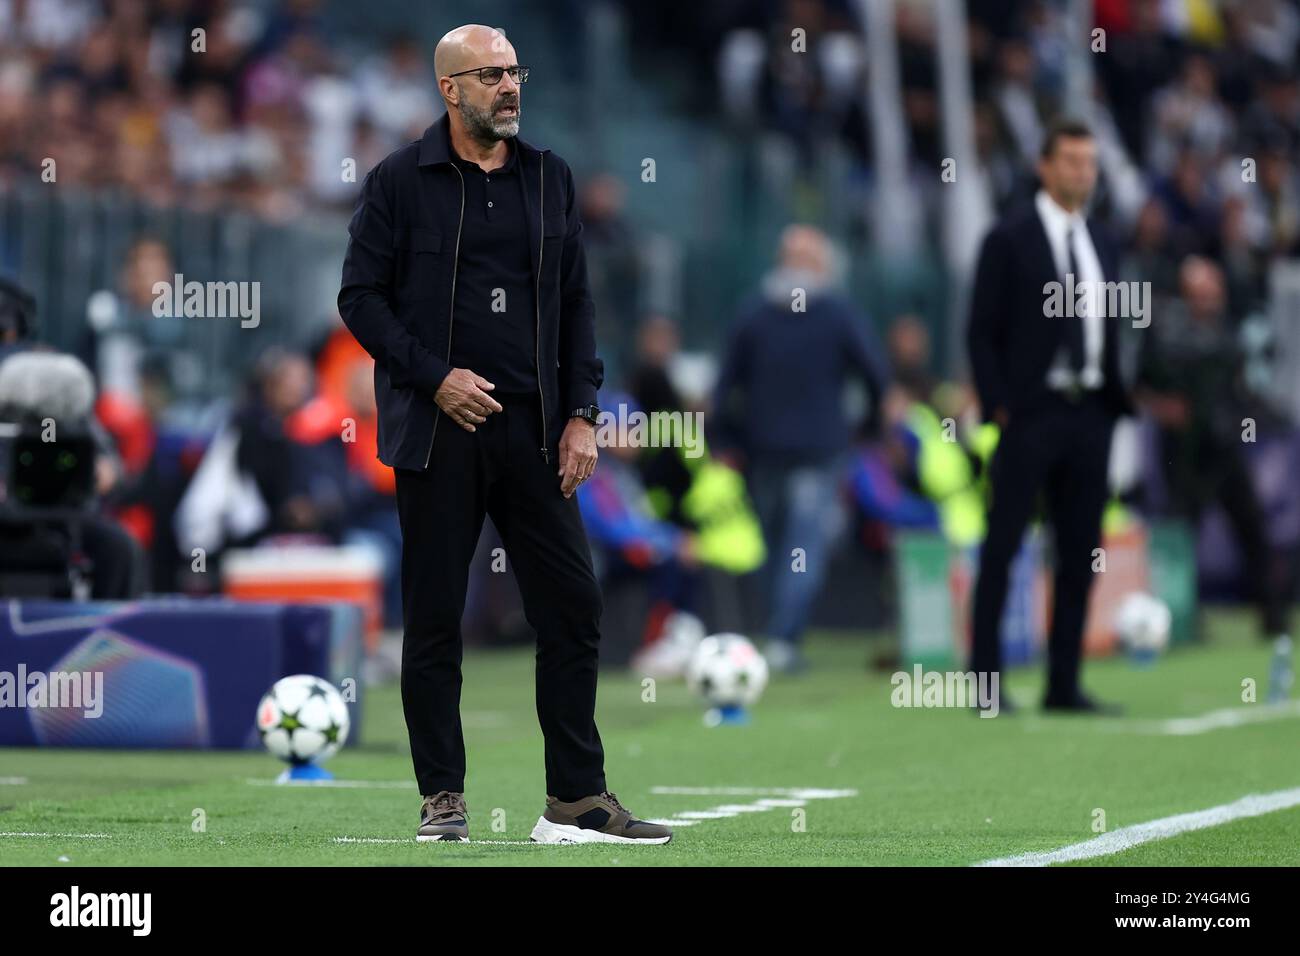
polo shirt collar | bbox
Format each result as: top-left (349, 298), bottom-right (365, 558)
top-left (417, 111), bottom-right (546, 167)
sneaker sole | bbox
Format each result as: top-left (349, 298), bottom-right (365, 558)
top-left (529, 815), bottom-right (672, 845)
top-left (416, 833), bottom-right (469, 842)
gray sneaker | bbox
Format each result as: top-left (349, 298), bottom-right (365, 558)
top-left (417, 790), bottom-right (468, 842)
top-left (530, 791), bottom-right (672, 844)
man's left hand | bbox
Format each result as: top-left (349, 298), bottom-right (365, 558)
top-left (557, 418), bottom-right (598, 498)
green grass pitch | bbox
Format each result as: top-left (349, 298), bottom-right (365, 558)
top-left (1, 609), bottom-right (1297, 866)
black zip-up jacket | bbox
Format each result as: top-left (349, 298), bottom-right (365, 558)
top-left (338, 114), bottom-right (603, 470)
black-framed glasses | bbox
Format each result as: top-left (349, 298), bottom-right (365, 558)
top-left (446, 65), bottom-right (529, 86)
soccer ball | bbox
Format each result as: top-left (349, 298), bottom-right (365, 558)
top-left (685, 633), bottom-right (769, 708)
top-left (1115, 592), bottom-right (1172, 659)
top-left (257, 674), bottom-right (350, 765)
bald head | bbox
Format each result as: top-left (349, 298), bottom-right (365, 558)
top-left (1179, 255), bottom-right (1225, 323)
top-left (435, 24), bottom-right (512, 84)
top-left (435, 24), bottom-right (522, 147)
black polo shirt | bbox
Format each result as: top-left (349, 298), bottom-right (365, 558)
top-left (447, 138), bottom-right (538, 396)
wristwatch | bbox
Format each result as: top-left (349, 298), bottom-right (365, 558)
top-left (569, 404), bottom-right (601, 426)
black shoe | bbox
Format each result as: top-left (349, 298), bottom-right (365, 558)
top-left (1042, 691), bottom-right (1122, 716)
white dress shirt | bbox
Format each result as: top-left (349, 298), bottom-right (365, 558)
top-left (1035, 189), bottom-right (1105, 390)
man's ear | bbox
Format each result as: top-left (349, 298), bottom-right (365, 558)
top-left (439, 77), bottom-right (459, 107)
top-left (1035, 157), bottom-right (1050, 188)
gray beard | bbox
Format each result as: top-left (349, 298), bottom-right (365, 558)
top-left (762, 266), bottom-right (835, 305)
top-left (457, 96), bottom-right (520, 143)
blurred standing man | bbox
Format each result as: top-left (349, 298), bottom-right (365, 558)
top-left (1137, 257), bottom-right (1291, 645)
top-left (338, 24), bottom-right (670, 845)
top-left (967, 120), bottom-right (1132, 715)
top-left (713, 225), bottom-right (887, 673)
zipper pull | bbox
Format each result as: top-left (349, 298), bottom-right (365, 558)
top-left (540, 446), bottom-right (549, 464)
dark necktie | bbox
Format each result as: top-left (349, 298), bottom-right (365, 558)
top-left (1064, 224), bottom-right (1086, 373)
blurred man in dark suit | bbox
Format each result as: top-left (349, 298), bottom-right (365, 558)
top-left (967, 120), bottom-right (1133, 714)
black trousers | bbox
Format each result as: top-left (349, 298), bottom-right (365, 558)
top-left (393, 393), bottom-right (606, 799)
top-left (971, 391), bottom-right (1115, 698)
top-left (1164, 441), bottom-right (1289, 636)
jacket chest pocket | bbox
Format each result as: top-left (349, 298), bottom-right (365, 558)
top-left (541, 211), bottom-right (566, 284)
top-left (393, 227), bottom-right (442, 301)
top-left (543, 211), bottom-right (566, 238)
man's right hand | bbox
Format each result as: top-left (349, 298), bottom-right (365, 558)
top-left (434, 368), bottom-right (503, 432)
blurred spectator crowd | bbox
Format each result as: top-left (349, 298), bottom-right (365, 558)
top-left (2, 0), bottom-right (1299, 666)
top-left (690, 0), bottom-right (1300, 311)
top-left (0, 0), bottom-right (438, 217)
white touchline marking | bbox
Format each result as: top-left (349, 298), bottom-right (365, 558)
top-left (651, 787), bottom-right (858, 798)
top-left (976, 787), bottom-right (1300, 867)
top-left (245, 778), bottom-right (414, 789)
top-left (712, 804), bottom-right (774, 813)
top-left (0, 832), bottom-right (112, 839)
top-left (333, 837), bottom-right (546, 846)
top-left (0, 777), bottom-right (28, 785)
top-left (648, 786), bottom-right (857, 829)
top-left (1022, 700), bottom-right (1300, 737)
top-left (1147, 701), bottom-right (1300, 736)
top-left (330, 786), bottom-right (860, 844)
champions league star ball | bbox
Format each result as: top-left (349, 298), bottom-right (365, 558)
top-left (685, 634), bottom-right (769, 723)
top-left (1115, 592), bottom-right (1172, 664)
top-left (257, 675), bottom-right (350, 767)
